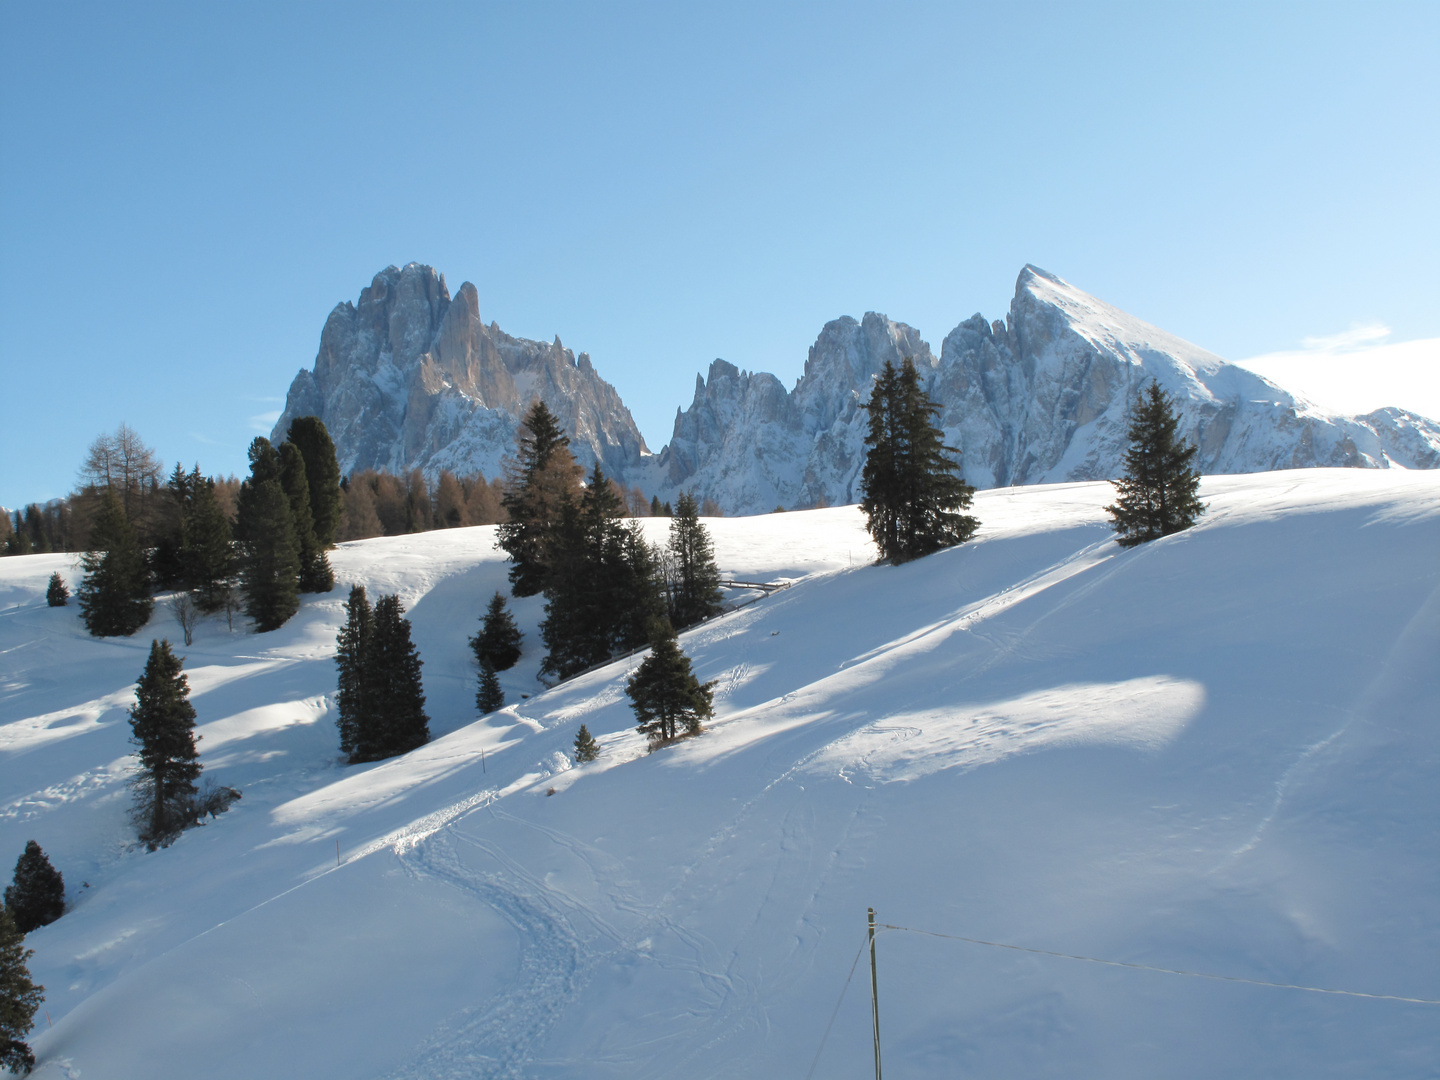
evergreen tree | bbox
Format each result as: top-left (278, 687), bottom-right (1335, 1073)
top-left (283, 417), bottom-right (343, 548)
top-left (235, 438), bottom-right (300, 632)
top-left (497, 402), bottom-right (583, 597)
top-left (666, 492), bottom-right (724, 630)
top-left (149, 462), bottom-right (194, 590)
top-left (894, 359), bottom-right (978, 558)
top-left (540, 463), bottom-right (659, 681)
top-left (471, 592), bottom-right (523, 671)
top-left (181, 476), bottom-right (235, 614)
top-left (650, 495), bottom-right (663, 517)
top-left (280, 442), bottom-right (334, 593)
top-left (128, 639), bottom-right (203, 845)
top-left (77, 490), bottom-right (153, 637)
top-left (626, 619), bottom-right (714, 748)
top-left (44, 573), bottom-right (68, 608)
top-left (1105, 382), bottom-right (1206, 547)
top-left (0, 906), bottom-right (42, 1076)
top-left (3, 843), bottom-right (64, 935)
top-left (476, 658), bottom-right (504, 715)
top-left (333, 585), bottom-right (372, 760)
top-left (859, 358), bottom-right (977, 563)
top-left (618, 522), bottom-right (667, 651)
top-left (353, 595), bottom-right (429, 762)
top-left (572, 723), bottom-right (599, 763)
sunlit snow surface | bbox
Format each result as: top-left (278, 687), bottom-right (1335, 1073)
top-left (1, 470), bottom-right (1437, 1079)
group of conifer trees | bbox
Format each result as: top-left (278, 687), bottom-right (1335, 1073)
top-left (334, 586), bottom-right (430, 763)
top-left (497, 403), bottom-right (725, 686)
top-left (66, 418), bottom-right (344, 638)
top-left (232, 421), bottom-right (341, 632)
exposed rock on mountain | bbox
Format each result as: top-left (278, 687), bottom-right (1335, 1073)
top-left (272, 264), bottom-right (647, 482)
top-left (276, 262), bottom-right (1439, 517)
top-left (643, 266), bottom-right (1440, 513)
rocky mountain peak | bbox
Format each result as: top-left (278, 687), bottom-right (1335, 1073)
top-left (273, 264), bottom-right (647, 484)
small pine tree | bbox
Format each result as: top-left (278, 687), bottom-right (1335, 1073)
top-left (77, 490), bottom-right (154, 637)
top-left (44, 573), bottom-right (68, 608)
top-left (649, 495), bottom-right (663, 517)
top-left (0, 906), bottom-right (42, 1076)
top-left (476, 658), bottom-right (505, 715)
top-left (666, 492), bottom-right (724, 630)
top-left (471, 591), bottom-right (523, 671)
top-left (3, 843), bottom-right (64, 935)
top-left (1105, 382), bottom-right (1206, 547)
top-left (572, 723), bottom-right (599, 763)
top-left (129, 639), bottom-right (203, 845)
top-left (354, 595), bottom-right (429, 762)
top-left (334, 586), bottom-right (372, 760)
top-left (626, 620), bottom-right (715, 748)
top-left (235, 438), bottom-right (300, 632)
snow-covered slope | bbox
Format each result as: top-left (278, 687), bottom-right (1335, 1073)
top-left (2, 471), bottom-right (1438, 1078)
top-left (647, 267), bottom-right (1440, 512)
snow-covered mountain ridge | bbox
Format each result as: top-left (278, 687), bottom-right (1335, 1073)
top-left (274, 264), bottom-right (1440, 514)
top-left (641, 266), bottom-right (1440, 512)
top-left (2, 468), bottom-right (1438, 1078)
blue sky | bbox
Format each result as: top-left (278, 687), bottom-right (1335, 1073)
top-left (2, 1), bottom-right (1436, 506)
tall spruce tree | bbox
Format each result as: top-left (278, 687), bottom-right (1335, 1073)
top-left (476, 658), bottom-right (504, 715)
top-left (45, 573), bottom-right (68, 608)
top-left (181, 476), bottom-right (235, 614)
top-left (353, 595), bottom-right (429, 762)
top-left (150, 463), bottom-right (194, 590)
top-left (666, 492), bottom-right (723, 630)
top-left (3, 843), bottom-right (64, 935)
top-left (1105, 382), bottom-right (1206, 547)
top-left (626, 619), bottom-right (714, 748)
top-left (283, 417), bottom-right (343, 549)
top-left (859, 358), bottom-right (977, 563)
top-left (128, 639), bottom-right (203, 845)
top-left (334, 585), bottom-right (373, 761)
top-left (471, 592), bottom-right (523, 671)
top-left (0, 906), bottom-right (42, 1076)
top-left (77, 490), bottom-right (154, 637)
top-left (497, 402), bottom-right (583, 597)
top-left (279, 442), bottom-right (334, 593)
top-left (235, 438), bottom-right (300, 632)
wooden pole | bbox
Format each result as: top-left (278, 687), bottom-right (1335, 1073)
top-left (869, 907), bottom-right (883, 1080)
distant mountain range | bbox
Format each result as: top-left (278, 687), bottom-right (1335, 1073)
top-left (274, 263), bottom-right (1440, 514)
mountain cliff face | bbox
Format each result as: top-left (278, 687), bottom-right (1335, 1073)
top-left (272, 264), bottom-right (647, 481)
top-left (276, 263), bottom-right (1439, 515)
top-left (642, 266), bottom-right (1440, 512)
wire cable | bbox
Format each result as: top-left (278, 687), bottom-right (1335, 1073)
top-left (877, 923), bottom-right (1440, 1006)
top-left (803, 935), bottom-right (870, 1080)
